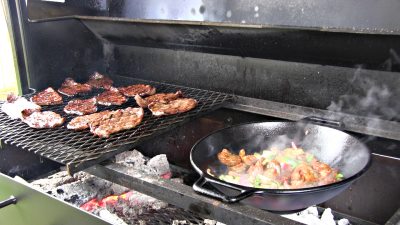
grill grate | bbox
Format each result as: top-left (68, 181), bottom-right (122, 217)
top-left (0, 77), bottom-right (232, 174)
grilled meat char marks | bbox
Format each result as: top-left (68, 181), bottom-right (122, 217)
top-left (31, 87), bottom-right (63, 106)
top-left (64, 98), bottom-right (97, 115)
top-left (86, 72), bottom-right (113, 89)
top-left (96, 87), bottom-right (127, 106)
top-left (134, 90), bottom-right (182, 108)
top-left (148, 98), bottom-right (197, 117)
top-left (90, 107), bottom-right (144, 138)
top-left (67, 110), bottom-right (111, 131)
top-left (118, 84), bottom-right (156, 97)
top-left (23, 111), bottom-right (65, 128)
top-left (58, 78), bottom-right (92, 96)
top-left (67, 107), bottom-right (144, 138)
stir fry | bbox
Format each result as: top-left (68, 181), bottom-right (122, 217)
top-left (214, 143), bottom-right (343, 189)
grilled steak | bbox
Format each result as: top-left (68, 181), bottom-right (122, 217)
top-left (90, 107), bottom-right (144, 138)
top-left (118, 84), bottom-right (156, 97)
top-left (96, 87), bottom-right (127, 106)
top-left (23, 111), bottom-right (64, 128)
top-left (31, 87), bottom-right (63, 105)
top-left (134, 90), bottom-right (182, 108)
top-left (58, 78), bottom-right (92, 96)
top-left (148, 98), bottom-right (197, 117)
top-left (1, 93), bottom-right (41, 120)
top-left (67, 107), bottom-right (144, 138)
top-left (64, 98), bottom-right (97, 115)
top-left (67, 110), bottom-right (111, 130)
top-left (86, 72), bottom-right (113, 89)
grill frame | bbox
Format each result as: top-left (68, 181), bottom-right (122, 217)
top-left (0, 77), bottom-right (232, 174)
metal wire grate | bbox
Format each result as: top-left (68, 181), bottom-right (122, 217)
top-left (0, 77), bottom-right (232, 174)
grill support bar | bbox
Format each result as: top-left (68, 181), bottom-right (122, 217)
top-left (85, 164), bottom-right (380, 225)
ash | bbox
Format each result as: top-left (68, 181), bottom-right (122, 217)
top-left (31, 150), bottom-right (219, 225)
top-left (282, 206), bottom-right (350, 225)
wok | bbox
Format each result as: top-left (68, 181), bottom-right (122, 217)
top-left (190, 118), bottom-right (371, 212)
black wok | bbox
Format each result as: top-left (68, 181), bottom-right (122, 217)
top-left (190, 119), bottom-right (371, 212)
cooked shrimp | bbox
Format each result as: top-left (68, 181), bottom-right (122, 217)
top-left (290, 163), bottom-right (317, 187)
top-left (239, 149), bottom-right (258, 166)
top-left (217, 149), bottom-right (242, 166)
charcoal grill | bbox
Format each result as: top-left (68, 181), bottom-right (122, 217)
top-left (1, 0), bottom-right (400, 225)
top-left (0, 76), bottom-right (232, 174)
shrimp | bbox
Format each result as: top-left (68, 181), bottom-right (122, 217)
top-left (290, 163), bottom-right (317, 187)
top-left (217, 149), bottom-right (242, 166)
top-left (312, 161), bottom-right (333, 178)
top-left (239, 149), bottom-right (258, 166)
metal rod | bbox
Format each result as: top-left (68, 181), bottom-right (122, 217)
top-left (226, 96), bottom-right (400, 141)
top-left (0, 196), bottom-right (17, 209)
top-left (85, 164), bottom-right (302, 225)
top-left (385, 207), bottom-right (400, 225)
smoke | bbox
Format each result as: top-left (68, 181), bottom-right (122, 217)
top-left (382, 49), bottom-right (400, 71)
top-left (327, 67), bottom-right (399, 122)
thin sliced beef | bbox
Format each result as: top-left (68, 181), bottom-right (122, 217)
top-left (67, 110), bottom-right (112, 130)
top-left (96, 87), bottom-right (127, 106)
top-left (148, 98), bottom-right (197, 117)
top-left (67, 107), bottom-right (144, 138)
top-left (86, 72), bottom-right (113, 89)
top-left (118, 84), bottom-right (156, 97)
top-left (64, 98), bottom-right (97, 115)
top-left (31, 87), bottom-right (63, 105)
top-left (134, 90), bottom-right (182, 108)
top-left (23, 111), bottom-right (64, 128)
top-left (1, 93), bottom-right (41, 120)
top-left (58, 78), bottom-right (92, 96)
top-left (90, 107), bottom-right (144, 138)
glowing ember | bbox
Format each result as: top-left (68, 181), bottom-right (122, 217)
top-left (80, 191), bottom-right (134, 212)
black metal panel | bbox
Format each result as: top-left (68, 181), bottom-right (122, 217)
top-left (81, 19), bottom-right (400, 71)
top-left (0, 77), bottom-right (232, 174)
top-left (26, 19), bottom-right (105, 91)
top-left (104, 44), bottom-right (400, 120)
top-left (0, 142), bottom-right (61, 181)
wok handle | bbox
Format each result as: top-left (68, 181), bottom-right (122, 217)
top-left (302, 116), bottom-right (344, 128)
top-left (193, 176), bottom-right (255, 203)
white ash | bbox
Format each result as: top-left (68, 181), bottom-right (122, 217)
top-left (115, 150), bottom-right (146, 166)
top-left (114, 150), bottom-right (171, 177)
top-left (30, 149), bottom-right (181, 225)
top-left (172, 219), bottom-right (225, 225)
top-left (99, 209), bottom-right (128, 225)
top-left (281, 206), bottom-right (350, 225)
top-left (31, 170), bottom-right (127, 206)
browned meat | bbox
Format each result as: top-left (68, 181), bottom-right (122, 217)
top-left (22, 111), bottom-right (64, 128)
top-left (217, 149), bottom-right (242, 167)
top-left (86, 72), bottom-right (113, 89)
top-left (96, 87), bottom-right (127, 106)
top-left (148, 98), bottom-right (197, 117)
top-left (31, 87), bottom-right (63, 106)
top-left (67, 110), bottom-right (111, 130)
top-left (134, 90), bottom-right (182, 108)
top-left (64, 98), bottom-right (97, 115)
top-left (67, 107), bottom-right (144, 138)
top-left (90, 107), bottom-right (144, 138)
top-left (58, 78), bottom-right (92, 96)
top-left (118, 84), bottom-right (156, 97)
